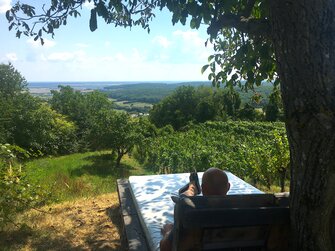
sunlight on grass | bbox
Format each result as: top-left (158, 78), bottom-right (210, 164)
top-left (0, 193), bottom-right (123, 251)
top-left (25, 151), bottom-right (151, 203)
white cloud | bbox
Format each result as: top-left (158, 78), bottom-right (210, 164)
top-left (131, 48), bottom-right (147, 63)
top-left (156, 53), bottom-right (170, 61)
top-left (115, 52), bottom-right (126, 62)
top-left (104, 41), bottom-right (111, 47)
top-left (173, 30), bottom-right (205, 48)
top-left (101, 56), bottom-right (114, 62)
top-left (83, 1), bottom-right (94, 10)
top-left (46, 52), bottom-right (75, 62)
top-left (152, 36), bottom-right (172, 48)
top-left (173, 29), bottom-right (213, 62)
top-left (5, 52), bottom-right (17, 61)
top-left (42, 50), bottom-right (88, 63)
top-left (27, 38), bottom-right (56, 48)
top-left (0, 0), bottom-right (11, 13)
top-left (13, 51), bottom-right (208, 82)
top-left (75, 43), bottom-right (90, 48)
top-left (113, 49), bottom-right (146, 64)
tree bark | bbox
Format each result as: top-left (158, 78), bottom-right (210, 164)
top-left (116, 150), bottom-right (123, 168)
top-left (269, 1), bottom-right (335, 250)
top-left (279, 167), bottom-right (287, 193)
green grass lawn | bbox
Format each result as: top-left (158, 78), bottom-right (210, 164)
top-left (25, 151), bottom-right (151, 203)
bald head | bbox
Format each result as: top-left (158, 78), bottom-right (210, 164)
top-left (201, 168), bottom-right (230, 196)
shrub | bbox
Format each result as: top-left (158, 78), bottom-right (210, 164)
top-left (0, 144), bottom-right (50, 229)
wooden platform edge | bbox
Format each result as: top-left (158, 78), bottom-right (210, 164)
top-left (117, 178), bottom-right (150, 251)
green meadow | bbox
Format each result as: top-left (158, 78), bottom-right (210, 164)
top-left (25, 151), bottom-right (151, 203)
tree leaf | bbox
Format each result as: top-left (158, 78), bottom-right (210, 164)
top-left (8, 23), bottom-right (15, 31)
top-left (5, 10), bottom-right (12, 22)
top-left (89, 9), bottom-right (97, 32)
top-left (208, 55), bottom-right (214, 62)
top-left (201, 64), bottom-right (209, 74)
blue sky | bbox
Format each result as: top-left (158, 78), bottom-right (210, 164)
top-left (0, 0), bottom-right (215, 82)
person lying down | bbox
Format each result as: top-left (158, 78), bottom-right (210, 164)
top-left (160, 168), bottom-right (230, 251)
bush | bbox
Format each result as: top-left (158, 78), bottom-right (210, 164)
top-left (142, 121), bottom-right (289, 189)
top-left (0, 144), bottom-right (50, 229)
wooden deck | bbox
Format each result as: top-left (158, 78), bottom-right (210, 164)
top-left (117, 179), bottom-right (149, 251)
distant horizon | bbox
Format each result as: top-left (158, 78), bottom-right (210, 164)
top-left (27, 80), bottom-right (212, 90)
top-left (28, 80), bottom-right (209, 83)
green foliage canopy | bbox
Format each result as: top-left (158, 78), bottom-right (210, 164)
top-left (0, 63), bottom-right (27, 142)
top-left (0, 63), bottom-right (27, 98)
top-left (50, 86), bottom-right (113, 148)
top-left (0, 64), bottom-right (77, 155)
top-left (90, 110), bottom-right (142, 167)
top-left (148, 85), bottom-right (262, 129)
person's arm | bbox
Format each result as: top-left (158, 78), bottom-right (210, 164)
top-left (160, 224), bottom-right (173, 251)
top-left (160, 182), bottom-right (199, 250)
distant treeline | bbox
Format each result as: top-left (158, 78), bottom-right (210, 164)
top-left (103, 81), bottom-right (274, 107)
top-left (103, 82), bottom-right (210, 103)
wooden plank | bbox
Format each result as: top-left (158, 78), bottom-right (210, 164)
top-left (181, 194), bottom-right (276, 208)
top-left (182, 207), bottom-right (290, 228)
top-left (117, 179), bottom-right (150, 251)
top-left (173, 195), bottom-right (290, 251)
top-left (124, 215), bottom-right (149, 251)
top-left (117, 179), bottom-right (138, 216)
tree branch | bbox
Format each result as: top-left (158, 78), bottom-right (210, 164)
top-left (207, 13), bottom-right (270, 38)
top-left (241, 0), bottom-right (257, 18)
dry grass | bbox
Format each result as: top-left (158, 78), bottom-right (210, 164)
top-left (0, 192), bottom-right (126, 251)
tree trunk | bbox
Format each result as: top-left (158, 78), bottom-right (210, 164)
top-left (269, 1), bottom-right (335, 250)
top-left (279, 167), bottom-right (287, 193)
top-left (116, 151), bottom-right (123, 168)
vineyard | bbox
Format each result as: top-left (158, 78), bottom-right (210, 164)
top-left (135, 121), bottom-right (289, 192)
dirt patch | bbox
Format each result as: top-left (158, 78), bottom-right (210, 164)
top-left (0, 193), bottom-right (125, 250)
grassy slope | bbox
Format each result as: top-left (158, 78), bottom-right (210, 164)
top-left (1, 151), bottom-right (149, 250)
top-left (25, 151), bottom-right (150, 202)
top-left (1, 193), bottom-right (124, 251)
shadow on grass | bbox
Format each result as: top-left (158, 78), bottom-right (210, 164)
top-left (0, 225), bottom-right (124, 251)
top-left (83, 204), bottom-right (126, 251)
top-left (0, 226), bottom-right (85, 251)
top-left (106, 205), bottom-right (123, 239)
top-left (0, 205), bottom-right (126, 251)
top-left (0, 225), bottom-right (33, 250)
top-left (79, 203), bottom-right (125, 250)
top-left (70, 153), bottom-right (135, 178)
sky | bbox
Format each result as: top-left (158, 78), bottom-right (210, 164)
top-left (0, 0), bottom-right (215, 82)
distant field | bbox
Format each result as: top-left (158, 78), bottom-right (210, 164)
top-left (114, 100), bottom-right (153, 108)
top-left (28, 81), bottom-right (274, 112)
top-left (113, 99), bottom-right (153, 109)
top-left (104, 82), bottom-right (274, 107)
top-left (103, 81), bottom-right (212, 104)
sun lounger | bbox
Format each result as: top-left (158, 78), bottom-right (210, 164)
top-left (117, 172), bottom-right (289, 251)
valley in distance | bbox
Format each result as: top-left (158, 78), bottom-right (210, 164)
top-left (28, 81), bottom-right (273, 114)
